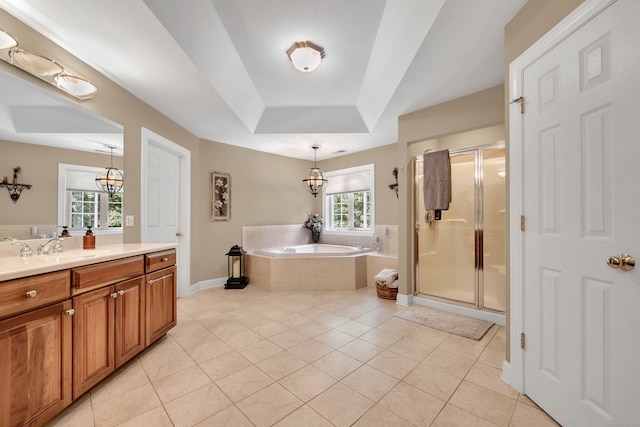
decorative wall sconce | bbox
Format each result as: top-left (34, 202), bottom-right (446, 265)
top-left (0, 166), bottom-right (32, 203)
top-left (0, 28), bottom-right (97, 100)
top-left (302, 145), bottom-right (327, 197)
top-left (388, 167), bottom-right (398, 198)
top-left (95, 146), bottom-right (124, 196)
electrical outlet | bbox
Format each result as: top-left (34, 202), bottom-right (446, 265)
top-left (125, 215), bottom-right (134, 227)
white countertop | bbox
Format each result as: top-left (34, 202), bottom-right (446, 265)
top-left (0, 243), bottom-right (176, 282)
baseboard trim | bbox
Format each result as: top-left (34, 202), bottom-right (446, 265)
top-left (396, 293), bottom-right (413, 307)
top-left (181, 277), bottom-right (226, 297)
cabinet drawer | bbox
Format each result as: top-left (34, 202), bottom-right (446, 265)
top-left (145, 249), bottom-right (176, 273)
top-left (72, 256), bottom-right (144, 295)
top-left (0, 270), bottom-right (70, 320)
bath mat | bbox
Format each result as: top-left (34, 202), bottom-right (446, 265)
top-left (394, 306), bottom-right (493, 340)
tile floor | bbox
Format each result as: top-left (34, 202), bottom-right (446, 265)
top-left (47, 286), bottom-right (559, 427)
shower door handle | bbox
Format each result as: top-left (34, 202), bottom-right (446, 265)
top-left (475, 230), bottom-right (483, 270)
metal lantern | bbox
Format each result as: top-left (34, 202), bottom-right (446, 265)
top-left (225, 245), bottom-right (248, 289)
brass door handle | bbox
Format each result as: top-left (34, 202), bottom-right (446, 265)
top-left (176, 232), bottom-right (183, 236)
top-left (607, 254), bottom-right (635, 271)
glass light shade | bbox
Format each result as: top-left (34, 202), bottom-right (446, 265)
top-left (54, 74), bottom-right (98, 99)
top-left (0, 29), bottom-right (17, 50)
top-left (303, 168), bottom-right (327, 197)
top-left (287, 41), bottom-right (325, 72)
top-left (10, 49), bottom-right (63, 76)
top-left (95, 167), bottom-right (124, 196)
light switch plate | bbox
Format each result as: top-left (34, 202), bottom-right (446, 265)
top-left (125, 215), bottom-right (134, 227)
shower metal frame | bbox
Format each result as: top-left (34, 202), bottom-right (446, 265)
top-left (413, 141), bottom-right (505, 313)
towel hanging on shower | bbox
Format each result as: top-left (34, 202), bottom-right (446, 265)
top-left (423, 149), bottom-right (451, 211)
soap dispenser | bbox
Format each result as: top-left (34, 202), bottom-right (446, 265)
top-left (59, 226), bottom-right (70, 237)
top-left (83, 226), bottom-right (95, 249)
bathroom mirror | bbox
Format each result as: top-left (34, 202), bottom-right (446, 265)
top-left (0, 67), bottom-right (124, 240)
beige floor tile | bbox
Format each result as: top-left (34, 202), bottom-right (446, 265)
top-left (335, 319), bottom-right (374, 337)
top-left (152, 364), bottom-right (212, 403)
top-left (487, 326), bottom-right (506, 350)
top-left (194, 405), bottom-right (253, 427)
top-left (378, 381), bottom-right (446, 426)
top-left (273, 405), bottom-right (333, 427)
top-left (403, 362), bottom-right (462, 401)
top-left (355, 309), bottom-right (394, 327)
top-left (92, 382), bottom-right (161, 427)
top-left (225, 328), bottom-right (265, 349)
top-left (260, 306), bottom-right (293, 321)
top-left (164, 383), bottom-right (233, 427)
top-left (478, 345), bottom-right (506, 369)
top-left (518, 393), bottom-right (538, 408)
top-left (280, 365), bottom-right (337, 402)
top-left (438, 335), bottom-right (486, 361)
top-left (342, 364), bottom-right (399, 401)
top-left (405, 325), bottom-right (450, 348)
top-left (432, 404), bottom-right (499, 427)
top-left (510, 401), bottom-right (561, 426)
top-left (215, 365), bottom-right (274, 402)
top-left (255, 351), bottom-right (307, 380)
top-left (235, 312), bottom-right (273, 329)
top-left (237, 338), bottom-right (283, 363)
top-left (138, 337), bottom-right (197, 381)
top-left (210, 320), bottom-right (251, 341)
top-left (423, 348), bottom-right (475, 378)
top-left (115, 406), bottom-right (174, 427)
top-left (376, 316), bottom-right (419, 336)
top-left (476, 323), bottom-right (500, 347)
top-left (359, 326), bottom-right (403, 348)
top-left (268, 329), bottom-right (311, 349)
top-left (299, 307), bottom-right (330, 320)
top-left (338, 338), bottom-right (384, 362)
top-left (184, 336), bottom-right (234, 364)
top-left (199, 350), bottom-right (253, 381)
top-left (287, 339), bottom-right (334, 363)
top-left (46, 394), bottom-right (94, 427)
top-left (388, 336), bottom-right (435, 361)
top-left (366, 349), bottom-right (419, 380)
top-left (316, 312), bottom-right (350, 328)
top-left (294, 320), bottom-right (333, 338)
top-left (449, 381), bottom-right (516, 427)
top-left (352, 404), bottom-right (415, 427)
top-left (465, 362), bottom-right (519, 399)
top-left (252, 320), bottom-right (290, 337)
top-left (278, 312), bottom-right (313, 328)
top-left (314, 328), bottom-right (356, 349)
top-left (308, 382), bottom-right (374, 427)
top-left (334, 302), bottom-right (377, 319)
top-left (90, 359), bottom-right (150, 405)
top-left (168, 321), bottom-right (215, 350)
top-left (312, 350), bottom-right (363, 380)
top-left (236, 383), bottom-right (303, 427)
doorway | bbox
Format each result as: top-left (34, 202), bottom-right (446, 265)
top-left (414, 144), bottom-right (506, 314)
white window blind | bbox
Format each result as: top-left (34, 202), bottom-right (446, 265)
top-left (325, 165), bottom-right (372, 195)
top-left (65, 168), bottom-right (101, 192)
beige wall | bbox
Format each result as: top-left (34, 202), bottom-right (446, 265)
top-left (0, 140), bottom-right (123, 225)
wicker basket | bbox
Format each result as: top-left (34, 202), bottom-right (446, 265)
top-left (376, 283), bottom-right (398, 300)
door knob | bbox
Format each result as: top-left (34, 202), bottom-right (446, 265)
top-left (176, 231), bottom-right (183, 237)
top-left (607, 254), bottom-right (635, 271)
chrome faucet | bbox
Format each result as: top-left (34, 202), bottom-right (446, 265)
top-left (347, 241), bottom-right (363, 250)
top-left (38, 238), bottom-right (64, 255)
top-left (4, 237), bottom-right (33, 258)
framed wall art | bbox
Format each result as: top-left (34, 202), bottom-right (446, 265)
top-left (210, 171), bottom-right (230, 221)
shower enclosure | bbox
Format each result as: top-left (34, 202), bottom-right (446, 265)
top-left (414, 143), bottom-right (505, 312)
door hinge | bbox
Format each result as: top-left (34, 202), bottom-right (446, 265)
top-left (520, 215), bottom-right (525, 231)
top-left (511, 96), bottom-right (525, 114)
top-left (520, 332), bottom-right (526, 350)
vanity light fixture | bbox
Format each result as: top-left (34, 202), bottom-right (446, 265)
top-left (0, 29), bottom-right (97, 99)
top-left (286, 41), bottom-right (325, 72)
top-left (95, 146), bottom-right (123, 196)
top-left (0, 166), bottom-right (32, 204)
top-left (302, 145), bottom-right (327, 197)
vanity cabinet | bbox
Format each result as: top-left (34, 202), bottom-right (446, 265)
top-left (145, 250), bottom-right (177, 346)
top-left (71, 257), bottom-right (145, 399)
top-left (0, 272), bottom-right (72, 427)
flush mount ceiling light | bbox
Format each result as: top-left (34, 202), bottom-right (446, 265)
top-left (0, 28), bottom-right (17, 50)
top-left (302, 145), bottom-right (327, 197)
top-left (0, 30), bottom-right (97, 100)
top-left (286, 41), bottom-right (325, 72)
top-left (95, 146), bottom-right (124, 196)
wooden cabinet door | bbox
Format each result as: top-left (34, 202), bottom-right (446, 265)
top-left (0, 300), bottom-right (72, 427)
top-left (114, 277), bottom-right (145, 368)
top-left (72, 286), bottom-right (115, 399)
top-left (146, 266), bottom-right (176, 346)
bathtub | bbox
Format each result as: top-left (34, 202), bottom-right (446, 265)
top-left (247, 244), bottom-right (371, 291)
top-left (255, 244), bottom-right (372, 257)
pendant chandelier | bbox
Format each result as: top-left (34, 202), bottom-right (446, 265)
top-left (302, 145), bottom-right (327, 197)
top-left (95, 146), bottom-right (123, 196)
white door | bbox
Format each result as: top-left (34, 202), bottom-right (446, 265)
top-left (521, 1), bottom-right (640, 425)
top-left (141, 128), bottom-right (191, 298)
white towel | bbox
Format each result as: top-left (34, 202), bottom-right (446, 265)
top-left (423, 149), bottom-right (451, 210)
top-left (386, 279), bottom-right (399, 289)
top-left (374, 268), bottom-right (398, 286)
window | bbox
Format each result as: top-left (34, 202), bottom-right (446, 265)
top-left (58, 163), bottom-right (123, 234)
top-left (323, 164), bottom-right (374, 234)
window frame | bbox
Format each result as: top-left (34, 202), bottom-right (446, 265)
top-left (322, 163), bottom-right (375, 237)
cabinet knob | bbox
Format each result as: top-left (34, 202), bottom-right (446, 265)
top-left (110, 292), bottom-right (118, 299)
top-left (65, 308), bottom-right (75, 316)
top-left (25, 290), bottom-right (37, 298)
top-left (162, 257), bottom-right (169, 262)
top-left (118, 290), bottom-right (125, 296)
